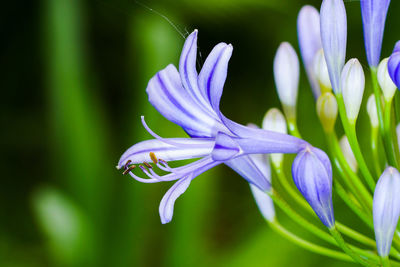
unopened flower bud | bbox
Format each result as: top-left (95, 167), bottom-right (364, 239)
top-left (262, 108), bottom-right (287, 168)
top-left (378, 58), bottom-right (397, 102)
top-left (367, 94), bottom-right (379, 128)
top-left (317, 92), bottom-right (338, 133)
top-left (373, 167), bottom-right (400, 257)
top-left (313, 49), bottom-right (332, 91)
top-left (342, 59), bottom-right (365, 123)
top-left (274, 42), bottom-right (300, 120)
top-left (292, 146), bottom-right (335, 228)
top-left (388, 41), bottom-right (400, 89)
top-left (297, 5), bottom-right (322, 98)
top-left (339, 135), bottom-right (357, 172)
top-left (320, 0), bottom-right (347, 93)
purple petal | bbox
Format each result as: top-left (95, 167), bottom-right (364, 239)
top-left (250, 184), bottom-right (275, 222)
top-left (393, 40), bottom-right (400, 53)
top-left (297, 5), bottom-right (322, 98)
top-left (147, 64), bottom-right (225, 137)
top-left (388, 52), bottom-right (400, 88)
top-left (220, 115), bottom-right (307, 154)
top-left (361, 0), bottom-right (391, 67)
top-left (198, 43), bottom-right (233, 112)
top-left (225, 155), bottom-right (271, 191)
top-left (159, 176), bottom-right (192, 224)
top-left (373, 167), bottom-right (400, 256)
top-left (179, 30), bottom-right (217, 116)
top-left (292, 147), bottom-right (335, 228)
top-left (320, 0), bottom-right (347, 93)
top-left (212, 132), bottom-right (240, 161)
top-left (118, 138), bottom-right (214, 168)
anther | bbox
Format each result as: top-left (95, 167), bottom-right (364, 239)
top-left (124, 160), bottom-right (132, 170)
top-left (143, 162), bottom-right (152, 168)
top-left (149, 152), bottom-right (158, 164)
top-left (123, 165), bottom-right (136, 175)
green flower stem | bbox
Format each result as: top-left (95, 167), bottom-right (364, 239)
top-left (333, 182), bottom-right (373, 229)
top-left (268, 220), bottom-right (352, 262)
top-left (371, 68), bottom-right (398, 168)
top-left (384, 99), bottom-right (400, 168)
top-left (274, 165), bottom-right (376, 248)
top-left (287, 119), bottom-right (302, 138)
top-left (336, 93), bottom-right (376, 192)
top-left (390, 102), bottom-right (400, 166)
top-left (326, 131), bottom-right (373, 210)
top-left (382, 256), bottom-right (392, 267)
top-left (269, 190), bottom-right (381, 265)
top-left (329, 227), bottom-right (376, 266)
top-left (268, 190), bottom-right (335, 245)
top-left (371, 127), bottom-right (382, 177)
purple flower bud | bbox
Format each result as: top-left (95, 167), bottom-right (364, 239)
top-left (373, 167), bottom-right (400, 257)
top-left (388, 43), bottom-right (400, 89)
top-left (320, 0), bottom-right (347, 93)
top-left (361, 0), bottom-right (391, 67)
top-left (297, 5), bottom-right (322, 98)
top-left (292, 146), bottom-right (335, 228)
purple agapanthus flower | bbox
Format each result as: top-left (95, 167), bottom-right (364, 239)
top-left (117, 30), bottom-right (311, 224)
top-left (361, 0), bottom-right (391, 67)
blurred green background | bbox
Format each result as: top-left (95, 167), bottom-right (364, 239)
top-left (2, 0), bottom-right (400, 266)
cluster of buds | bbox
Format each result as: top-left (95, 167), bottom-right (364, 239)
top-left (269, 0), bottom-right (400, 264)
top-left (118, 0), bottom-right (400, 265)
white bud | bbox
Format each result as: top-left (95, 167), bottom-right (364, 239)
top-left (339, 135), bottom-right (357, 173)
top-left (341, 58), bottom-right (365, 123)
top-left (273, 42), bottom-right (300, 111)
top-left (367, 94), bottom-right (379, 128)
top-left (316, 92), bottom-right (338, 132)
top-left (313, 49), bottom-right (332, 90)
top-left (262, 108), bottom-right (287, 168)
top-left (378, 58), bottom-right (397, 102)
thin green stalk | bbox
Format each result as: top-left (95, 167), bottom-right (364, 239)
top-left (326, 131), bottom-right (373, 210)
top-left (287, 119), bottom-right (302, 138)
top-left (371, 68), bottom-right (396, 168)
top-left (336, 94), bottom-right (376, 192)
top-left (268, 190), bottom-right (335, 245)
top-left (333, 182), bottom-right (373, 229)
top-left (268, 221), bottom-right (352, 262)
top-left (275, 165), bottom-right (375, 248)
top-left (329, 227), bottom-right (377, 266)
top-left (269, 190), bottom-right (382, 265)
top-left (384, 99), bottom-right (400, 168)
top-left (371, 127), bottom-right (382, 177)
top-left (382, 256), bottom-right (392, 267)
